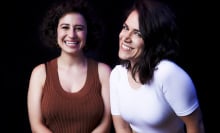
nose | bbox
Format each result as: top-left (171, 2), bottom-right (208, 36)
top-left (68, 29), bottom-right (77, 38)
top-left (123, 31), bottom-right (132, 42)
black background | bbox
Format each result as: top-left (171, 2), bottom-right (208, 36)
top-left (3, 0), bottom-right (217, 132)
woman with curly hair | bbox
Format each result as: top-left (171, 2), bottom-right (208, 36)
top-left (27, 0), bottom-right (111, 132)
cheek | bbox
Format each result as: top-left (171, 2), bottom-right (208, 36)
top-left (78, 31), bottom-right (87, 39)
top-left (134, 41), bottom-right (144, 55)
top-left (119, 31), bottom-right (123, 40)
top-left (132, 49), bottom-right (143, 60)
top-left (57, 30), bottom-right (65, 38)
top-left (57, 33), bottom-right (63, 42)
top-left (134, 38), bottom-right (144, 48)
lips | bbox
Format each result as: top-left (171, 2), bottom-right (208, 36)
top-left (121, 44), bottom-right (132, 51)
top-left (65, 41), bottom-right (79, 46)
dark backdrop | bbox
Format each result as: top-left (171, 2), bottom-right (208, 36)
top-left (3, 0), bottom-right (217, 132)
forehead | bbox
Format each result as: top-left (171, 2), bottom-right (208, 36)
top-left (59, 12), bottom-right (87, 25)
top-left (125, 10), bottom-right (139, 29)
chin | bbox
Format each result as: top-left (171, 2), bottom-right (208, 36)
top-left (118, 54), bottom-right (128, 60)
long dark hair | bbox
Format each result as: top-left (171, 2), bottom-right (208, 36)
top-left (120, 0), bottom-right (180, 84)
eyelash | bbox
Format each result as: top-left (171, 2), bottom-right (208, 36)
top-left (62, 26), bottom-right (69, 29)
top-left (61, 26), bottom-right (84, 31)
top-left (122, 25), bottom-right (142, 38)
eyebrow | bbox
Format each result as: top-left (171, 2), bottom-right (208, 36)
top-left (59, 23), bottom-right (86, 28)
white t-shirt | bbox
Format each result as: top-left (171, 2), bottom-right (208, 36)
top-left (110, 60), bottom-right (199, 133)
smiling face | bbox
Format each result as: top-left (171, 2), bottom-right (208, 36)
top-left (57, 12), bottom-right (87, 55)
top-left (118, 10), bottom-right (144, 63)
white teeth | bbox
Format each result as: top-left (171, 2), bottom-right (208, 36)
top-left (65, 41), bottom-right (78, 46)
top-left (122, 44), bottom-right (131, 50)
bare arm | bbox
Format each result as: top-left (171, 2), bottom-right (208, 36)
top-left (180, 107), bottom-right (205, 133)
top-left (27, 64), bottom-right (53, 133)
top-left (92, 63), bottom-right (112, 133)
top-left (112, 115), bottom-right (133, 133)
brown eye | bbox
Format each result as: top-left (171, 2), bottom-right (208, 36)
top-left (62, 26), bottom-right (69, 30)
top-left (74, 25), bottom-right (85, 32)
top-left (75, 27), bottom-right (83, 31)
top-left (134, 31), bottom-right (142, 38)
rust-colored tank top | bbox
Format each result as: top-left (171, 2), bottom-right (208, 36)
top-left (41, 58), bottom-right (104, 133)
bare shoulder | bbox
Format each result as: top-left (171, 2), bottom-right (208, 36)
top-left (97, 62), bottom-right (112, 81)
top-left (98, 62), bottom-right (112, 74)
top-left (29, 63), bottom-right (46, 87)
top-left (31, 63), bottom-right (46, 77)
top-left (28, 63), bottom-right (47, 108)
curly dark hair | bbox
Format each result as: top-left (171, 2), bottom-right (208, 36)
top-left (120, 0), bottom-right (180, 84)
top-left (39, 0), bottom-right (104, 54)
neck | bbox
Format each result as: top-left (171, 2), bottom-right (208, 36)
top-left (58, 53), bottom-right (87, 68)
